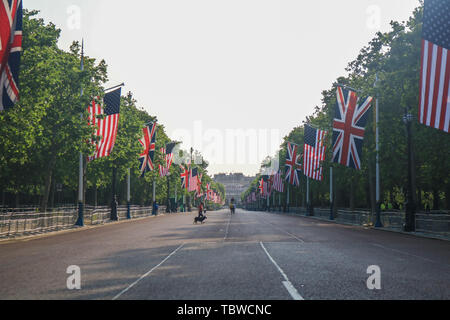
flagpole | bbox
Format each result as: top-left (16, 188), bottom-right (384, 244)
top-left (330, 167), bottom-right (334, 220)
top-left (75, 40), bottom-right (85, 227)
top-left (374, 73), bottom-right (383, 227)
top-left (127, 168), bottom-right (131, 219)
top-left (286, 184), bottom-right (290, 213)
top-left (105, 83), bottom-right (125, 93)
top-left (110, 166), bottom-right (118, 221)
top-left (279, 190), bottom-right (281, 211)
top-left (152, 180), bottom-right (157, 215)
top-left (306, 176), bottom-right (310, 216)
top-left (273, 189), bottom-right (276, 208)
top-left (175, 183), bottom-right (177, 212)
top-left (166, 174), bottom-right (171, 213)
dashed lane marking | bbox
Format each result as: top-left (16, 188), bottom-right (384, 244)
top-left (260, 242), bottom-right (304, 300)
top-left (112, 243), bottom-right (185, 300)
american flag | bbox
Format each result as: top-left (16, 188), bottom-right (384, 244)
top-left (285, 142), bottom-right (302, 186)
top-left (273, 170), bottom-right (285, 192)
top-left (419, 0), bottom-right (450, 133)
top-left (87, 88), bottom-right (121, 162)
top-left (188, 167), bottom-right (198, 192)
top-left (158, 142), bottom-right (176, 177)
top-left (158, 163), bottom-right (168, 177)
top-left (332, 87), bottom-right (372, 170)
top-left (0, 0), bottom-right (22, 111)
top-left (138, 121), bottom-right (157, 177)
top-left (180, 164), bottom-right (190, 190)
top-left (303, 124), bottom-right (327, 181)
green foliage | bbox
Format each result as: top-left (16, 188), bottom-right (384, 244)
top-left (242, 3), bottom-right (449, 211)
top-left (0, 10), bottom-right (223, 210)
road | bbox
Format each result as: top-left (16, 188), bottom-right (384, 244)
top-left (0, 209), bottom-right (449, 300)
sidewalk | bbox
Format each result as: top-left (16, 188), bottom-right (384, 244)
top-left (257, 209), bottom-right (450, 242)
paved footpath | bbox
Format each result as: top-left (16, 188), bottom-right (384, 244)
top-left (0, 209), bottom-right (449, 300)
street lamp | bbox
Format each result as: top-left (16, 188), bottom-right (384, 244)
top-left (403, 107), bottom-right (415, 232)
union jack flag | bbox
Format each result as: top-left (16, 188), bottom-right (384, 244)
top-left (285, 142), bottom-right (302, 186)
top-left (138, 122), bottom-right (157, 177)
top-left (0, 0), bottom-right (22, 111)
top-left (180, 164), bottom-right (190, 190)
top-left (333, 87), bottom-right (373, 170)
top-left (258, 177), bottom-right (264, 195)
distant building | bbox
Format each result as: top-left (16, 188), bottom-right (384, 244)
top-left (213, 173), bottom-right (255, 204)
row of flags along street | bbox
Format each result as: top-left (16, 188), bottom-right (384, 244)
top-left (0, 0), bottom-right (448, 218)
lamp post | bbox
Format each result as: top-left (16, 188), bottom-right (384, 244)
top-left (75, 40), bottom-right (85, 227)
top-left (374, 74), bottom-right (383, 227)
top-left (403, 107), bottom-right (415, 232)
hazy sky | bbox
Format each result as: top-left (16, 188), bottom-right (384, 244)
top-left (29, 0), bottom-right (420, 176)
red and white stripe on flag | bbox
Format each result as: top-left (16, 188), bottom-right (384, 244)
top-left (419, 40), bottom-right (450, 133)
top-left (87, 98), bottom-right (120, 162)
top-left (273, 171), bottom-right (284, 192)
top-left (304, 127), bottom-right (327, 181)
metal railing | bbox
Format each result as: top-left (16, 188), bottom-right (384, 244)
top-left (0, 205), bottom-right (167, 240)
top-left (246, 205), bottom-right (449, 239)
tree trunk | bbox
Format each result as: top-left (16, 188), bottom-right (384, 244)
top-left (15, 193), bottom-right (19, 208)
top-left (445, 185), bottom-right (450, 210)
top-left (50, 179), bottom-right (56, 209)
top-left (40, 152), bottom-right (57, 212)
top-left (349, 174), bottom-right (355, 211)
top-left (432, 188), bottom-right (440, 211)
top-left (83, 160), bottom-right (87, 206)
top-left (94, 185), bottom-right (98, 207)
top-left (417, 187), bottom-right (422, 211)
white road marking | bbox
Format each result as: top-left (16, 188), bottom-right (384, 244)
top-left (112, 243), bottom-right (185, 300)
top-left (260, 242), bottom-right (304, 300)
top-left (224, 213), bottom-right (231, 241)
top-left (261, 220), bottom-right (305, 243)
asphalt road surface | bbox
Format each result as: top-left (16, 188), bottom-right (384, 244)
top-left (0, 209), bottom-right (449, 300)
